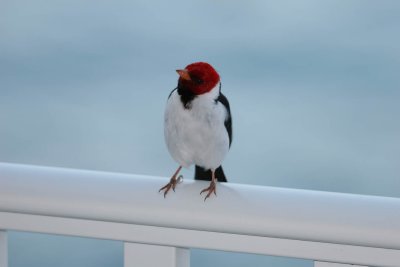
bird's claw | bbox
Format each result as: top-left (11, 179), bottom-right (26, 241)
top-left (159, 175), bottom-right (183, 198)
top-left (200, 181), bottom-right (217, 201)
top-left (176, 175), bottom-right (183, 184)
top-left (158, 183), bottom-right (172, 198)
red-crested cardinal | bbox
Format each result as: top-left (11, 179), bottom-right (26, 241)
top-left (159, 62), bottom-right (232, 200)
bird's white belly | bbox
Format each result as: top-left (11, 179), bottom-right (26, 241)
top-left (164, 91), bottom-right (229, 170)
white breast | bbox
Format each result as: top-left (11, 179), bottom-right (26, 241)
top-left (164, 84), bottom-right (230, 170)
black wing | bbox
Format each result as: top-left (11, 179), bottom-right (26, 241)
top-left (216, 90), bottom-right (232, 147)
top-left (167, 87), bottom-right (177, 99)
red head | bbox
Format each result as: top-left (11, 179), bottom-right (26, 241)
top-left (176, 62), bottom-right (220, 95)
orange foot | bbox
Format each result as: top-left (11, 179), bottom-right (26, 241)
top-left (200, 180), bottom-right (216, 201)
top-left (159, 174), bottom-right (183, 198)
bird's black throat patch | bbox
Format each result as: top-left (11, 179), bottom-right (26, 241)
top-left (177, 83), bottom-right (197, 109)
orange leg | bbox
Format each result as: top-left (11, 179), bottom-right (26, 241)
top-left (200, 170), bottom-right (217, 201)
top-left (159, 166), bottom-right (183, 198)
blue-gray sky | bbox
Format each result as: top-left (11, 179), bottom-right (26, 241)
top-left (1, 0), bottom-right (399, 195)
top-left (1, 1), bottom-right (399, 267)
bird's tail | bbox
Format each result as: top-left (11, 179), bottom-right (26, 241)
top-left (195, 165), bottom-right (227, 182)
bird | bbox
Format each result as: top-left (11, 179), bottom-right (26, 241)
top-left (159, 62), bottom-right (232, 201)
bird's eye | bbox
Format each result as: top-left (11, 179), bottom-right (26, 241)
top-left (193, 77), bottom-right (204, 84)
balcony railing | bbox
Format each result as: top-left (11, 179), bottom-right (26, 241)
top-left (1, 162), bottom-right (400, 267)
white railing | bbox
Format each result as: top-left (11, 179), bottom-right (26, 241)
top-left (0, 162), bottom-right (400, 267)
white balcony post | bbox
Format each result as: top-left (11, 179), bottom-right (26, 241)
top-left (124, 242), bottom-right (189, 267)
top-left (0, 231), bottom-right (7, 267)
top-left (315, 262), bottom-right (367, 267)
